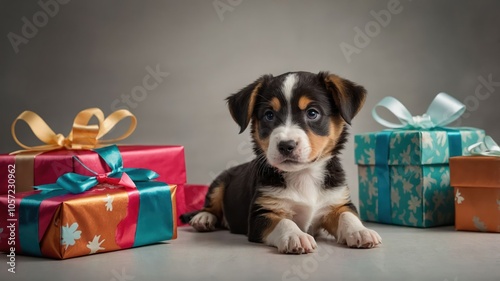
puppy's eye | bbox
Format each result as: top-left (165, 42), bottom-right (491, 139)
top-left (306, 108), bottom-right (320, 120)
top-left (264, 110), bottom-right (275, 121)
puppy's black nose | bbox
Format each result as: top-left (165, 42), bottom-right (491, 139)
top-left (278, 140), bottom-right (296, 156)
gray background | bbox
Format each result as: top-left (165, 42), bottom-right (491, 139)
top-left (1, 0), bottom-right (499, 208)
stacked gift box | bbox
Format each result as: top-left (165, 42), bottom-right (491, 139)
top-left (355, 93), bottom-right (485, 227)
top-left (449, 136), bottom-right (500, 233)
top-left (0, 108), bottom-right (209, 259)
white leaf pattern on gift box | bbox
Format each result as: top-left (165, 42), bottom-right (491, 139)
top-left (423, 172), bottom-right (437, 189)
top-left (410, 135), bottom-right (419, 146)
top-left (408, 212), bottom-right (418, 226)
top-left (358, 166), bottom-right (368, 184)
top-left (421, 132), bottom-right (434, 149)
top-left (390, 133), bottom-right (401, 148)
top-left (400, 145), bottom-right (412, 165)
top-left (473, 216), bottom-right (487, 232)
top-left (415, 182), bottom-right (423, 198)
top-left (368, 177), bottom-right (378, 200)
top-left (87, 235), bottom-right (105, 254)
top-left (425, 157), bottom-right (434, 164)
top-left (440, 170), bottom-right (450, 187)
top-left (392, 167), bottom-right (403, 184)
top-left (455, 189), bottom-right (464, 204)
top-left (408, 195), bottom-right (420, 213)
top-left (402, 178), bottom-right (413, 194)
top-left (363, 134), bottom-right (371, 143)
top-left (398, 210), bottom-right (407, 224)
top-left (358, 155), bottom-right (365, 164)
top-left (461, 131), bottom-right (474, 142)
top-left (436, 131), bottom-right (447, 147)
top-left (391, 188), bottom-right (401, 208)
top-left (61, 222), bottom-right (82, 249)
top-left (365, 148), bottom-right (375, 163)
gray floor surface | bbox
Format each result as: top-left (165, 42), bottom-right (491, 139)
top-left (2, 223), bottom-right (500, 281)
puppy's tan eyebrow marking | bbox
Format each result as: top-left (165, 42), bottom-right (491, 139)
top-left (298, 96), bottom-right (312, 110)
top-left (270, 97), bottom-right (281, 111)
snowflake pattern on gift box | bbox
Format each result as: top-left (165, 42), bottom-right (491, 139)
top-left (87, 235), bottom-right (105, 254)
top-left (61, 222), bottom-right (82, 249)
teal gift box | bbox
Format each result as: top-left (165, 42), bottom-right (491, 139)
top-left (355, 93), bottom-right (485, 227)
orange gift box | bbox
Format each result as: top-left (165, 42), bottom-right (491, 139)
top-left (450, 156), bottom-right (500, 233)
top-left (0, 145), bottom-right (177, 259)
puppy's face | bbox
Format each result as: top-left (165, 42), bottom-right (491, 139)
top-left (227, 71), bottom-right (366, 172)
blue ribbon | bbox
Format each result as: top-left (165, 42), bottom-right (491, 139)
top-left (467, 136), bottom-right (500, 156)
top-left (133, 182), bottom-right (175, 246)
top-left (370, 93), bottom-right (466, 223)
top-left (19, 145), bottom-right (173, 256)
top-left (375, 131), bottom-right (392, 224)
top-left (36, 145), bottom-right (159, 194)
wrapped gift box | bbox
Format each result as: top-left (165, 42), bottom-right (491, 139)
top-left (183, 184), bottom-right (209, 214)
top-left (355, 128), bottom-right (484, 227)
top-left (450, 156), bottom-right (500, 233)
top-left (0, 146), bottom-right (187, 225)
top-left (0, 145), bottom-right (177, 259)
top-left (0, 183), bottom-right (177, 259)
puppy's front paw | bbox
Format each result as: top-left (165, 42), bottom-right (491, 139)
top-left (341, 227), bottom-right (381, 249)
top-left (277, 231), bottom-right (317, 254)
top-left (337, 212), bottom-right (382, 249)
top-left (190, 211), bottom-right (217, 232)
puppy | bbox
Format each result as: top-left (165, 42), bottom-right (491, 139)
top-left (182, 71), bottom-right (381, 254)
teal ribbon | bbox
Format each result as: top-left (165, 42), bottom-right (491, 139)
top-left (133, 182), bottom-right (175, 246)
top-left (375, 131), bottom-right (392, 223)
top-left (36, 145), bottom-right (159, 194)
top-left (20, 145), bottom-right (172, 256)
top-left (467, 136), bottom-right (500, 157)
top-left (370, 93), bottom-right (465, 223)
top-left (372, 92), bottom-right (465, 129)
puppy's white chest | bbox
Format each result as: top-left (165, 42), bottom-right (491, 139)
top-left (263, 169), bottom-right (344, 233)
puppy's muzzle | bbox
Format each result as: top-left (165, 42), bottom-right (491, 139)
top-left (278, 140), bottom-right (297, 156)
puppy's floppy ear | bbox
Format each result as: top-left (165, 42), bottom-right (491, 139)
top-left (226, 75), bottom-right (272, 134)
top-left (319, 71), bottom-right (367, 125)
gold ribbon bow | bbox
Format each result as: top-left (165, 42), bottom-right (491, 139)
top-left (10, 108), bottom-right (137, 154)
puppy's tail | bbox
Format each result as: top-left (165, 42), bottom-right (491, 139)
top-left (179, 210), bottom-right (201, 224)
